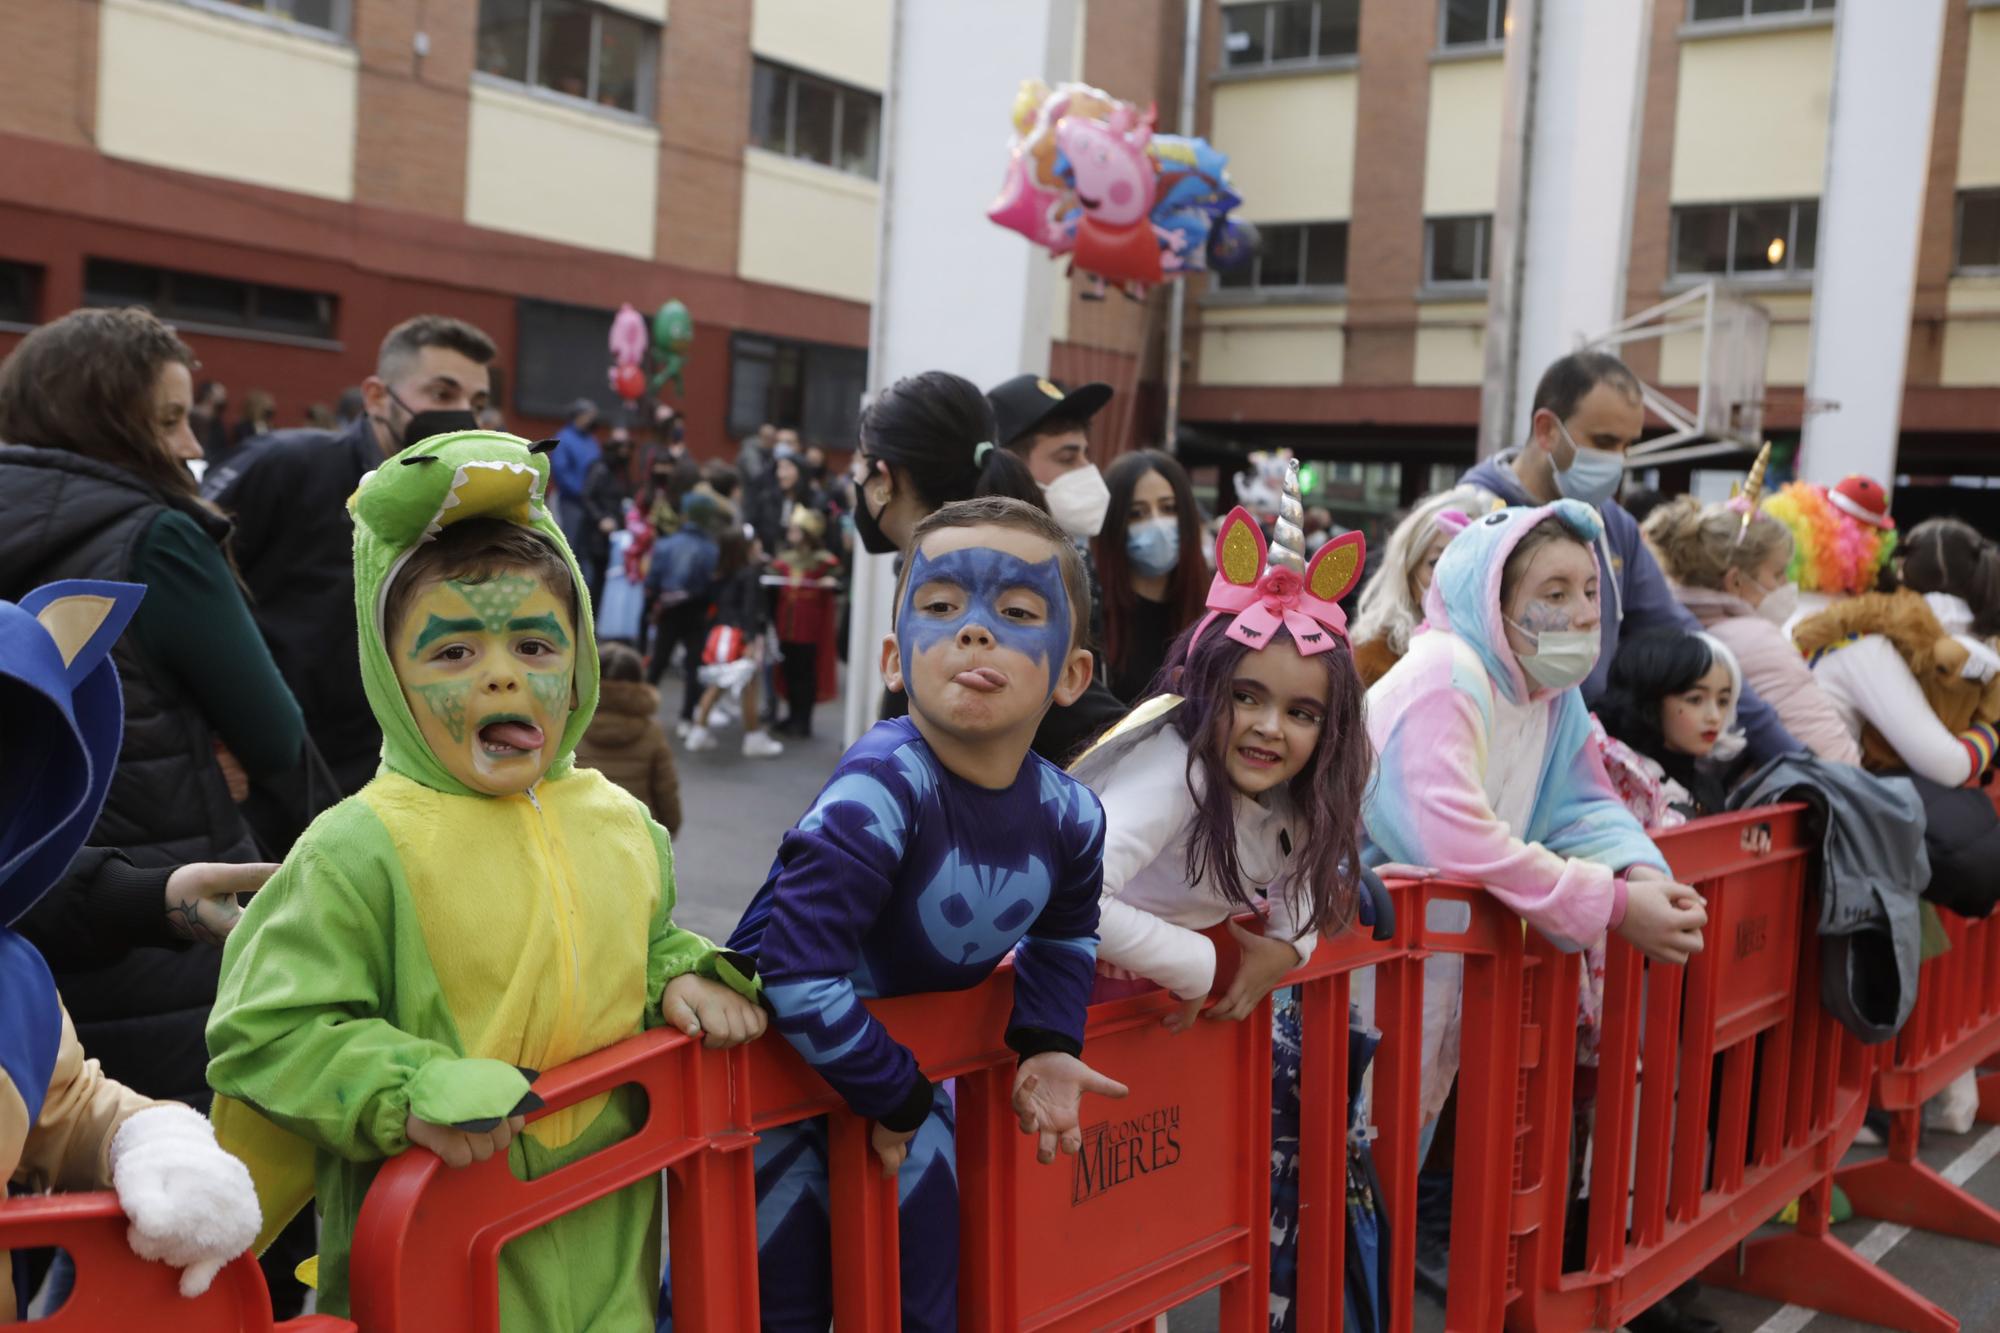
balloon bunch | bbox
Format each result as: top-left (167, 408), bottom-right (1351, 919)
top-left (988, 79), bottom-right (1255, 296)
top-left (607, 300), bottom-right (695, 406)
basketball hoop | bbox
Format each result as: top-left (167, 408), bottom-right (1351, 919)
top-left (1584, 282), bottom-right (1775, 466)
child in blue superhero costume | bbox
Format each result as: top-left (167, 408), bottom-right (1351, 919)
top-left (729, 496), bottom-right (1129, 1331)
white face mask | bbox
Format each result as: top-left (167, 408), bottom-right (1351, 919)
top-left (1506, 616), bottom-right (1600, 691)
top-left (1753, 581), bottom-right (1799, 627)
top-left (1043, 464), bottom-right (1111, 539)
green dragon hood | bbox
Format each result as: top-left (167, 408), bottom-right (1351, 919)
top-left (349, 430), bottom-right (599, 797)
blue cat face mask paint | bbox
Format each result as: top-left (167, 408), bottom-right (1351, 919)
top-left (896, 538), bottom-right (1074, 721)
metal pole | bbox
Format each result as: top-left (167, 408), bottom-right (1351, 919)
top-left (1161, 0), bottom-right (1202, 454)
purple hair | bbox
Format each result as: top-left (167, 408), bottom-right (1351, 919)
top-left (1148, 616), bottom-right (1370, 936)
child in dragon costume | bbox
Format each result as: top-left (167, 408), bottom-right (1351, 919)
top-left (205, 432), bottom-right (765, 1328)
top-left (3, 580), bottom-right (261, 1318)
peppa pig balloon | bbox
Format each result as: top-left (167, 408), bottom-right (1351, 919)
top-left (609, 303), bottom-right (646, 371)
top-left (1054, 103), bottom-right (1185, 289)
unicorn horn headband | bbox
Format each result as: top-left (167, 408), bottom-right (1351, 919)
top-left (1195, 459), bottom-right (1364, 656)
top-left (1732, 441), bottom-right (1771, 548)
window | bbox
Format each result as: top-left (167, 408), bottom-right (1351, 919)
top-left (209, 0), bottom-right (349, 34)
top-left (1215, 222), bottom-right (1348, 291)
top-left (1671, 200), bottom-right (1817, 279)
top-left (1958, 190), bottom-right (2000, 274)
top-left (727, 333), bottom-right (868, 446)
top-left (1221, 0), bottom-right (1360, 68)
top-left (0, 262), bottom-right (42, 327)
top-left (1424, 215), bottom-right (1490, 287)
top-left (83, 260), bottom-right (337, 341)
top-left (1687, 0), bottom-right (1834, 23)
top-left (750, 60), bottom-right (882, 180)
top-left (514, 298), bottom-right (618, 418)
top-left (1439, 0), bottom-right (1507, 49)
top-left (475, 0), bottom-right (658, 117)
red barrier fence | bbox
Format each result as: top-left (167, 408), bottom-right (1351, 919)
top-left (1, 808), bottom-right (1992, 1331)
top-left (1505, 807), bottom-right (1955, 1333)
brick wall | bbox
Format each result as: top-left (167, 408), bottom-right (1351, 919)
top-left (352, 0), bottom-right (475, 220)
top-left (654, 0), bottom-right (750, 277)
top-left (1906, 0), bottom-right (1973, 388)
top-left (1342, 0), bottom-right (1432, 386)
top-left (0, 0), bottom-right (97, 149)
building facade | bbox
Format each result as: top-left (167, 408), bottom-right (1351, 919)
top-left (1178, 0), bottom-right (2000, 532)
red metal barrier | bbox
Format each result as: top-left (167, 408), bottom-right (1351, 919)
top-left (1506, 808), bottom-right (1954, 1333)
top-left (1833, 851), bottom-right (2000, 1251)
top-left (339, 875), bottom-right (1525, 1331)
top-left (0, 1193), bottom-right (351, 1332)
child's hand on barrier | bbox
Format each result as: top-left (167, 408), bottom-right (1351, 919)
top-left (1741, 823), bottom-right (1772, 855)
top-left (1205, 919), bottom-right (1303, 1023)
top-left (661, 973), bottom-right (770, 1048)
top-left (1163, 992), bottom-right (1207, 1033)
top-left (404, 1113), bottom-right (526, 1169)
top-left (1615, 869), bottom-right (1708, 966)
top-left (871, 1120), bottom-right (918, 1177)
top-left (1012, 1052), bottom-right (1131, 1165)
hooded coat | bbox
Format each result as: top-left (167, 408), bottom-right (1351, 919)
top-left (204, 433), bottom-right (753, 1327)
top-left (1462, 452), bottom-right (1801, 763)
top-left (1673, 582), bottom-right (1862, 766)
top-left (1362, 503), bottom-right (1666, 1120)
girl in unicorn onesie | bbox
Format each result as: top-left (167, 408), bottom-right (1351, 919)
top-left (1360, 501), bottom-right (1711, 1323)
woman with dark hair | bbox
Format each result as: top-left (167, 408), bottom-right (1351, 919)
top-left (857, 370), bottom-right (1128, 763)
top-left (0, 307), bottom-right (302, 1104)
top-left (1093, 450), bottom-right (1208, 702)
top-left (1900, 517), bottom-right (2000, 640)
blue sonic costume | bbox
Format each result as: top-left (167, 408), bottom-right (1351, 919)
top-left (2, 581), bottom-right (261, 1316)
top-left (204, 433), bottom-right (755, 1328)
top-left (729, 539), bottom-right (1107, 1332)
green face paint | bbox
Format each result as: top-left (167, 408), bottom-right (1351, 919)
top-left (527, 669), bottom-right (571, 717)
top-left (449, 574), bottom-right (541, 633)
top-left (411, 680), bottom-right (471, 743)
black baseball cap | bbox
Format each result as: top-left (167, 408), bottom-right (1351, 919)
top-left (986, 374), bottom-right (1113, 450)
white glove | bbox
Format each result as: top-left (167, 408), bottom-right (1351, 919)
top-left (109, 1104), bottom-right (262, 1297)
top-left (1954, 633), bottom-right (2000, 683)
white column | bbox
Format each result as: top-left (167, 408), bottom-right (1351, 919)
top-left (1480, 0), bottom-right (1651, 455)
top-left (1797, 0), bottom-right (1949, 491)
top-left (843, 0), bottom-right (1079, 743)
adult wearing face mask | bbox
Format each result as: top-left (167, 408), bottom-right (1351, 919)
top-left (854, 370), bottom-right (1131, 764)
top-left (1460, 351), bottom-right (1803, 764)
top-left (204, 315), bottom-right (497, 794)
top-left (1643, 496), bottom-right (1861, 764)
top-left (1093, 450), bottom-right (1209, 702)
top-left (986, 374), bottom-right (1115, 540)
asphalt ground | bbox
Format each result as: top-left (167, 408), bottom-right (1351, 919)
top-left (661, 678), bottom-right (2000, 1332)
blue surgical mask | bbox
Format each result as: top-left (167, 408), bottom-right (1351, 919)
top-left (897, 544), bottom-right (1073, 704)
top-left (1551, 419), bottom-right (1626, 510)
top-left (1125, 517), bottom-right (1180, 578)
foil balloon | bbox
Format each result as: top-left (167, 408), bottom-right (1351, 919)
top-left (610, 362), bottom-right (646, 403)
top-left (1053, 103), bottom-right (1182, 290)
top-left (648, 299), bottom-right (693, 399)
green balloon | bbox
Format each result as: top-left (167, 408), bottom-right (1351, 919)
top-left (651, 300), bottom-right (692, 355)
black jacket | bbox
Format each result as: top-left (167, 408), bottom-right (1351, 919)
top-left (203, 416), bottom-right (383, 794)
top-left (0, 445), bottom-right (258, 1102)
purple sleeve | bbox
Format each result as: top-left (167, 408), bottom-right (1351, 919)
top-left (756, 762), bottom-right (935, 1130)
top-left (1006, 793), bottom-right (1104, 1059)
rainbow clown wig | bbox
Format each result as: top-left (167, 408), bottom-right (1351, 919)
top-left (1761, 481), bottom-right (1896, 596)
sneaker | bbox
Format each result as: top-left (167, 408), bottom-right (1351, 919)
top-left (742, 731), bottom-right (785, 759)
top-left (683, 725), bottom-right (716, 752)
top-left (675, 718), bottom-right (693, 739)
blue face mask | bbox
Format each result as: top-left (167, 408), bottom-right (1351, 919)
top-left (1551, 419), bottom-right (1626, 509)
top-left (897, 544), bottom-right (1073, 705)
top-left (1125, 517), bottom-right (1180, 578)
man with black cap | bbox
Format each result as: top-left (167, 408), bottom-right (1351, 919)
top-left (987, 374), bottom-right (1115, 541)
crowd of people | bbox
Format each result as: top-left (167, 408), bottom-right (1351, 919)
top-left (2, 301), bottom-right (1999, 1333)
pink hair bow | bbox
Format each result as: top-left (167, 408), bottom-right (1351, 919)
top-left (1195, 507), bottom-right (1365, 657)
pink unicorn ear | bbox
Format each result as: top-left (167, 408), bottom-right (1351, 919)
top-left (1305, 530), bottom-right (1365, 604)
top-left (1214, 506), bottom-right (1267, 588)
